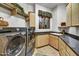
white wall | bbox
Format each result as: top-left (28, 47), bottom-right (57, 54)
top-left (52, 4), bottom-right (67, 32)
top-left (52, 7), bottom-right (58, 31)
top-left (19, 3), bottom-right (34, 14)
top-left (0, 3), bottom-right (34, 27)
top-left (68, 27), bottom-right (79, 36)
top-left (57, 4), bottom-right (67, 26)
top-left (0, 7), bottom-right (26, 27)
top-left (35, 4), bottom-right (53, 32)
top-left (52, 4), bottom-right (79, 36)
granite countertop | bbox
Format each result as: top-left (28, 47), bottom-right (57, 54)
top-left (34, 31), bottom-right (61, 34)
top-left (59, 35), bottom-right (79, 55)
top-left (50, 33), bottom-right (79, 55)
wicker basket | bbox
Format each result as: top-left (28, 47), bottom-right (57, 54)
top-left (0, 17), bottom-right (9, 26)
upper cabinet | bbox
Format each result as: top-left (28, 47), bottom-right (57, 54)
top-left (66, 3), bottom-right (79, 27)
top-left (66, 3), bottom-right (72, 26)
top-left (72, 3), bottom-right (79, 26)
top-left (29, 12), bottom-right (35, 27)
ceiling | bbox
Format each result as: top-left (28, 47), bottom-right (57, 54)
top-left (37, 3), bottom-right (67, 9)
top-left (28, 3), bottom-right (67, 9)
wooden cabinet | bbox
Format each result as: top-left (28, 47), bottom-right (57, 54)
top-left (66, 3), bottom-right (79, 26)
top-left (72, 3), bottom-right (79, 26)
top-left (66, 46), bottom-right (76, 56)
top-left (35, 34), bottom-right (77, 56)
top-left (59, 38), bottom-right (77, 56)
top-left (59, 38), bottom-right (66, 56)
top-left (35, 34), bottom-right (49, 48)
top-left (65, 51), bottom-right (70, 56)
top-left (29, 12), bottom-right (35, 27)
top-left (49, 35), bottom-right (59, 50)
top-left (66, 3), bottom-right (72, 26)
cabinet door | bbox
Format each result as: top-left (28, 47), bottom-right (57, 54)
top-left (65, 51), bottom-right (70, 56)
top-left (49, 35), bottom-right (58, 49)
top-left (29, 12), bottom-right (35, 27)
top-left (59, 38), bottom-right (77, 56)
top-left (35, 34), bottom-right (49, 48)
top-left (66, 46), bottom-right (76, 56)
top-left (66, 3), bottom-right (72, 26)
top-left (59, 38), bottom-right (66, 56)
top-left (72, 3), bottom-right (79, 26)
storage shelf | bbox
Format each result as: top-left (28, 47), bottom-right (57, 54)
top-left (58, 26), bottom-right (69, 28)
top-left (0, 3), bottom-right (28, 18)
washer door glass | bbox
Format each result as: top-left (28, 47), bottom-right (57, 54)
top-left (6, 35), bottom-right (25, 56)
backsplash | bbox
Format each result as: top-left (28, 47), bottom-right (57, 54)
top-left (65, 32), bottom-right (79, 40)
top-left (68, 27), bottom-right (79, 36)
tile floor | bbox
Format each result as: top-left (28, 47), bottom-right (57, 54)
top-left (33, 45), bottom-right (59, 56)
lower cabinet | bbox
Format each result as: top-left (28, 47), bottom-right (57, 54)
top-left (35, 34), bottom-right (49, 48)
top-left (35, 34), bottom-right (77, 56)
top-left (59, 38), bottom-right (77, 56)
top-left (65, 51), bottom-right (70, 56)
top-left (66, 46), bottom-right (76, 56)
top-left (59, 38), bottom-right (66, 56)
top-left (49, 35), bottom-right (59, 50)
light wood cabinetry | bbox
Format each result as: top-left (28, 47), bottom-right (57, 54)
top-left (66, 46), bottom-right (76, 56)
top-left (65, 51), bottom-right (70, 56)
top-left (29, 12), bottom-right (35, 27)
top-left (66, 3), bottom-right (79, 26)
top-left (72, 3), bottom-right (79, 26)
top-left (49, 35), bottom-right (59, 50)
top-left (59, 38), bottom-right (77, 56)
top-left (66, 3), bottom-right (72, 26)
top-left (35, 34), bottom-right (49, 48)
top-left (35, 34), bottom-right (77, 56)
top-left (59, 38), bottom-right (66, 56)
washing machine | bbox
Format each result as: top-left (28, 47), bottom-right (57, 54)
top-left (6, 34), bottom-right (26, 56)
top-left (0, 28), bottom-right (26, 56)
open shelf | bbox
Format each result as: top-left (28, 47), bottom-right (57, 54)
top-left (0, 3), bottom-right (28, 18)
top-left (58, 26), bottom-right (70, 28)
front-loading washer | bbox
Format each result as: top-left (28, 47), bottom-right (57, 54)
top-left (5, 33), bottom-right (26, 56)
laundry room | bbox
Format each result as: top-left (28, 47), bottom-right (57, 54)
top-left (0, 3), bottom-right (79, 56)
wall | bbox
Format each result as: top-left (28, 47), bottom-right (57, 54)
top-left (35, 4), bottom-right (53, 32)
top-left (52, 7), bottom-right (58, 31)
top-left (57, 4), bottom-right (67, 26)
top-left (19, 3), bottom-right (34, 14)
top-left (0, 3), bottom-right (34, 27)
top-left (68, 27), bottom-right (79, 36)
top-left (52, 4), bottom-right (67, 32)
top-left (52, 4), bottom-right (79, 36)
